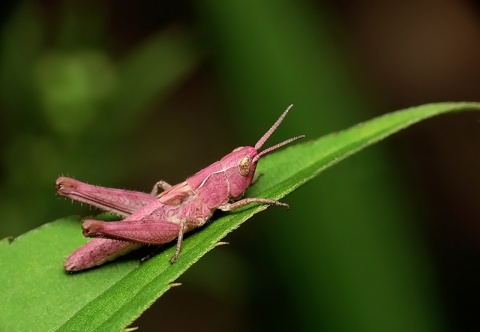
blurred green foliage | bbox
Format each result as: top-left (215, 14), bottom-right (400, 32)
top-left (0, 2), bottom-right (203, 237)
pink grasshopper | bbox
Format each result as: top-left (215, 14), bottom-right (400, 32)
top-left (57, 105), bottom-right (303, 271)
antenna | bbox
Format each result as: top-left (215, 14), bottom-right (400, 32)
top-left (255, 105), bottom-right (294, 150)
top-left (253, 105), bottom-right (304, 163)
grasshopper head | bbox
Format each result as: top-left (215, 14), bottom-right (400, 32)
top-left (221, 105), bottom-right (304, 199)
top-left (220, 146), bottom-right (258, 199)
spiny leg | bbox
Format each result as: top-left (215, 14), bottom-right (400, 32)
top-left (169, 221), bottom-right (186, 264)
top-left (151, 180), bottom-right (172, 195)
top-left (169, 217), bottom-right (205, 264)
top-left (219, 198), bottom-right (289, 211)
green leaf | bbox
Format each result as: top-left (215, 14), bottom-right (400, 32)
top-left (1, 102), bottom-right (479, 331)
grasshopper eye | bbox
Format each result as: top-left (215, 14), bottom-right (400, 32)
top-left (238, 156), bottom-right (251, 176)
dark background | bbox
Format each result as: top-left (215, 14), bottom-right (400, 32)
top-left (1, 1), bottom-right (480, 331)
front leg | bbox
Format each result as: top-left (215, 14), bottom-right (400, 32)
top-left (219, 197), bottom-right (289, 211)
top-left (150, 180), bottom-right (172, 195)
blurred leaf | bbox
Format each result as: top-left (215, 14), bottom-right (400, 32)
top-left (0, 23), bottom-right (204, 236)
top-left (1, 102), bottom-right (479, 331)
top-left (103, 27), bottom-right (204, 136)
